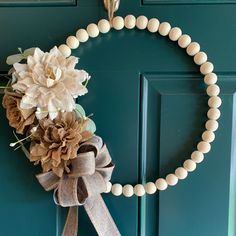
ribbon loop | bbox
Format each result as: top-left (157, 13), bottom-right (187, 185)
top-left (82, 172), bottom-right (107, 198)
top-left (96, 165), bottom-right (114, 182)
top-left (36, 171), bottom-right (60, 191)
top-left (69, 151), bottom-right (96, 178)
top-left (56, 175), bottom-right (83, 207)
top-left (79, 135), bottom-right (103, 156)
top-left (96, 145), bottom-right (112, 168)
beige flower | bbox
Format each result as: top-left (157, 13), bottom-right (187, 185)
top-left (2, 90), bottom-right (36, 134)
top-left (12, 47), bottom-right (90, 120)
top-left (29, 112), bottom-right (93, 177)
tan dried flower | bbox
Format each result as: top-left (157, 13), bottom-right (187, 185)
top-left (2, 90), bottom-right (36, 134)
top-left (29, 111), bottom-right (93, 177)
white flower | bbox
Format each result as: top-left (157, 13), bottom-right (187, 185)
top-left (12, 46), bottom-right (90, 120)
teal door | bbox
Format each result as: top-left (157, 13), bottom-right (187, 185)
top-left (0, 1), bottom-right (235, 235)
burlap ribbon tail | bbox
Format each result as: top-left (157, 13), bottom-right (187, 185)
top-left (36, 136), bottom-right (121, 236)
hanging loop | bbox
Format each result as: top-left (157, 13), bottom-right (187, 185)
top-left (103, 0), bottom-right (120, 23)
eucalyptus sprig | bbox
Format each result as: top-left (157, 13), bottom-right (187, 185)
top-left (75, 104), bottom-right (96, 133)
top-left (6, 47), bottom-right (36, 65)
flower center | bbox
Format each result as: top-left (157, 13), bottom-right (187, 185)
top-left (45, 65), bottom-right (58, 88)
top-left (45, 66), bottom-right (56, 81)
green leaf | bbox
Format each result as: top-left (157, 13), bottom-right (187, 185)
top-left (6, 54), bottom-right (23, 65)
top-left (23, 47), bottom-right (36, 57)
top-left (85, 118), bottom-right (96, 133)
top-left (8, 67), bottom-right (15, 75)
top-left (18, 48), bottom-right (23, 54)
top-left (75, 104), bottom-right (86, 118)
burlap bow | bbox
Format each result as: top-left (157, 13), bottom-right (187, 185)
top-left (36, 136), bottom-right (121, 236)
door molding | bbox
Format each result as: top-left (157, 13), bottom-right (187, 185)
top-left (0, 0), bottom-right (76, 7)
top-left (143, 0), bottom-right (236, 4)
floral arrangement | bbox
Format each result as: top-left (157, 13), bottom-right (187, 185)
top-left (3, 47), bottom-right (94, 175)
top-left (2, 47), bottom-right (120, 236)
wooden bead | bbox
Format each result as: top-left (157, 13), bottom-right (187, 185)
top-left (122, 184), bottom-right (134, 197)
top-left (159, 22), bottom-right (171, 36)
top-left (191, 151), bottom-right (204, 163)
top-left (194, 52), bottom-right (208, 65)
top-left (208, 96), bottom-right (222, 108)
top-left (134, 184), bottom-right (145, 197)
top-left (207, 108), bottom-right (221, 120)
top-left (200, 62), bottom-right (214, 75)
top-left (145, 182), bottom-right (157, 194)
top-left (166, 174), bottom-right (178, 186)
top-left (204, 73), bottom-right (217, 85)
top-left (207, 84), bottom-right (220, 96)
top-left (155, 178), bottom-right (168, 191)
top-left (178, 34), bottom-right (191, 48)
top-left (197, 141), bottom-right (211, 153)
top-left (58, 44), bottom-right (71, 57)
top-left (175, 167), bottom-right (188, 179)
top-left (202, 131), bottom-right (215, 143)
top-left (76, 29), bottom-right (89, 43)
top-left (183, 159), bottom-right (197, 172)
top-left (111, 183), bottom-right (122, 196)
top-left (206, 120), bottom-right (219, 131)
top-left (98, 19), bottom-right (111, 33)
top-left (169, 27), bottom-right (182, 41)
top-left (66, 36), bottom-right (79, 49)
top-left (112, 16), bottom-right (124, 30)
top-left (187, 42), bottom-right (200, 56)
top-left (147, 18), bottom-right (160, 33)
top-left (136, 15), bottom-right (148, 30)
top-left (87, 23), bottom-right (99, 38)
top-left (104, 182), bottom-right (112, 193)
top-left (124, 15), bottom-right (136, 29)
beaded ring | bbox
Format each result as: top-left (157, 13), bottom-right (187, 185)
top-left (58, 15), bottom-right (221, 197)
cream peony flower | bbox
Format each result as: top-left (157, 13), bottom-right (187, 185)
top-left (12, 46), bottom-right (90, 120)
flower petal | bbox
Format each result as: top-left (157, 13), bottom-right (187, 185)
top-left (13, 63), bottom-right (28, 73)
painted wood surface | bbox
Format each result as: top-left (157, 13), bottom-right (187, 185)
top-left (0, 0), bottom-right (235, 235)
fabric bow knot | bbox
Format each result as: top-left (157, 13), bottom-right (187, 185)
top-left (36, 136), bottom-right (121, 236)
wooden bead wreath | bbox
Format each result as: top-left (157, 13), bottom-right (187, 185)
top-left (57, 15), bottom-right (222, 198)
